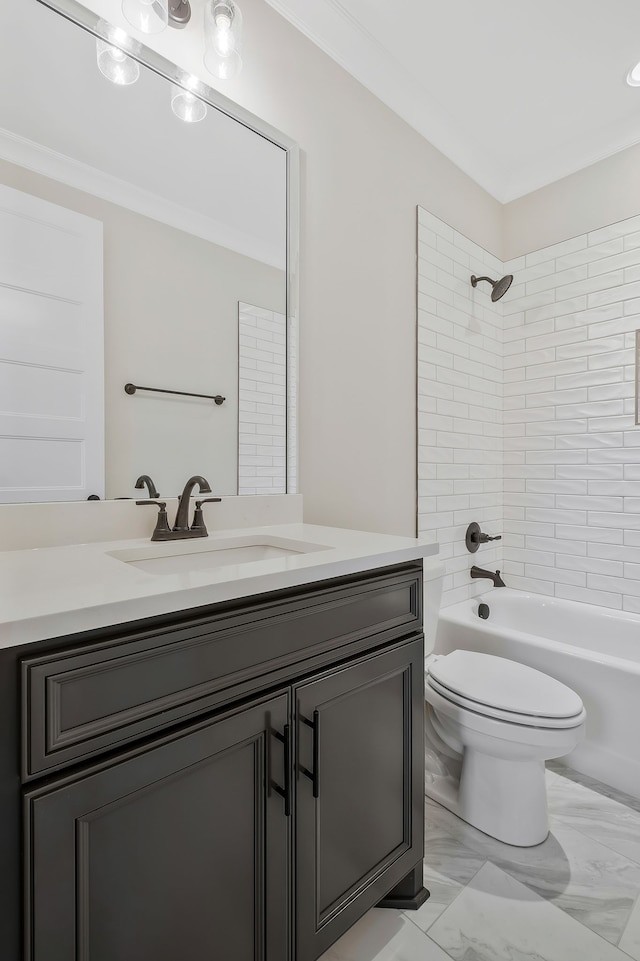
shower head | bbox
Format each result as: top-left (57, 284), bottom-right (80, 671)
top-left (470, 273), bottom-right (514, 302)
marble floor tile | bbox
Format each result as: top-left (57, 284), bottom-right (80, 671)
top-left (409, 866), bottom-right (467, 933)
top-left (619, 895), bottom-right (640, 961)
top-left (548, 762), bottom-right (640, 815)
top-left (428, 861), bottom-right (631, 961)
top-left (424, 797), bottom-right (488, 886)
top-left (317, 908), bottom-right (451, 961)
top-left (424, 787), bottom-right (640, 945)
top-left (547, 769), bottom-right (640, 866)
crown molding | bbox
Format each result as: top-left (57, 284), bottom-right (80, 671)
top-left (266, 0), bottom-right (640, 205)
top-left (0, 127), bottom-right (284, 269)
top-left (265, 0), bottom-right (510, 202)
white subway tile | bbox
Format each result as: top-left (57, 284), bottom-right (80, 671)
top-left (555, 239), bottom-right (623, 270)
top-left (557, 431), bottom-right (623, 449)
top-left (588, 511), bottom-right (640, 529)
top-left (526, 296), bottom-right (588, 326)
top-left (526, 535), bottom-right (586, 555)
top-left (589, 446), bottom-right (639, 462)
top-left (588, 279), bottom-right (640, 308)
top-left (528, 329), bottom-right (587, 352)
top-left (501, 574), bottom-right (556, 594)
top-left (527, 358), bottom-right (588, 379)
top-left (588, 214), bottom-right (640, 244)
top-left (526, 235), bottom-right (586, 266)
top-left (504, 547), bottom-right (554, 566)
top-left (587, 573), bottom-right (640, 596)
top-left (418, 208), bottom-right (454, 240)
top-left (588, 247), bottom-right (640, 277)
top-left (556, 517), bottom-right (623, 544)
top-left (556, 553), bottom-right (624, 576)
top-left (556, 335), bottom-right (626, 360)
top-left (554, 584), bottom-right (622, 609)
top-left (525, 564), bottom-right (587, 587)
top-left (589, 541), bottom-right (640, 562)
top-left (557, 495), bottom-right (623, 512)
top-left (527, 265), bottom-right (587, 295)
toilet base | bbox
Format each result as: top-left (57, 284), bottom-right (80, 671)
top-left (425, 750), bottom-right (549, 847)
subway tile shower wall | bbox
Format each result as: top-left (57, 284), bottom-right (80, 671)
top-left (418, 207), bottom-right (640, 611)
top-left (417, 208), bottom-right (504, 608)
top-left (238, 304), bottom-right (287, 495)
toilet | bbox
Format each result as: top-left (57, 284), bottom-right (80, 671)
top-left (422, 561), bottom-right (586, 847)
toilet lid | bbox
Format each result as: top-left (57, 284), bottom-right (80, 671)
top-left (426, 675), bottom-right (586, 729)
top-left (427, 651), bottom-right (584, 720)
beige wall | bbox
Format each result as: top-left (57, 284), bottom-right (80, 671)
top-left (503, 143), bottom-right (640, 260)
top-left (0, 158), bottom-right (285, 499)
top-left (72, 0), bottom-right (503, 537)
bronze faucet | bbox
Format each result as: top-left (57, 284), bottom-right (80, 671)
top-left (134, 475), bottom-right (160, 499)
top-left (137, 475), bottom-right (221, 541)
top-left (470, 566), bottom-right (506, 588)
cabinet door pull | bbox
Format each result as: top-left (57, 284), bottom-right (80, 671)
top-left (271, 724), bottom-right (291, 816)
top-left (299, 710), bottom-right (320, 799)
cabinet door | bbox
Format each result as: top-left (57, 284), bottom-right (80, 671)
top-left (295, 637), bottom-right (424, 961)
top-left (25, 694), bottom-right (291, 961)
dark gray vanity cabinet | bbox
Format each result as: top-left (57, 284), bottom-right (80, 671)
top-left (10, 562), bottom-right (426, 961)
top-left (25, 693), bottom-right (291, 961)
top-left (295, 639), bottom-right (424, 961)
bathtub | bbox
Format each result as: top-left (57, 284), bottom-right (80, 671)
top-left (435, 588), bottom-right (640, 800)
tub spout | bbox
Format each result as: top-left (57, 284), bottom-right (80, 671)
top-left (470, 566), bottom-right (506, 588)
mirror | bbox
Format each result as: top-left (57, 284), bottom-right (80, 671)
top-left (0, 0), bottom-right (298, 503)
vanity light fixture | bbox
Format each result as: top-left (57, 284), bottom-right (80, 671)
top-left (96, 26), bottom-right (140, 86)
top-left (204, 0), bottom-right (243, 80)
top-left (171, 76), bottom-right (208, 123)
top-left (628, 61), bottom-right (640, 86)
top-left (122, 0), bottom-right (191, 34)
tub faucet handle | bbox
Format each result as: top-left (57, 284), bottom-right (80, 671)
top-left (466, 522), bottom-right (502, 553)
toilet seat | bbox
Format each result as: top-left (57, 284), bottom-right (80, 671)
top-left (426, 650), bottom-right (585, 730)
top-left (426, 675), bottom-right (585, 729)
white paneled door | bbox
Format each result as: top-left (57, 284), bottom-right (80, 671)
top-left (0, 183), bottom-right (104, 502)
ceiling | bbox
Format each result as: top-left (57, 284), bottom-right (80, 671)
top-left (265, 0), bottom-right (640, 203)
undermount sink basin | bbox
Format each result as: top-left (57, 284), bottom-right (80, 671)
top-left (108, 536), bottom-right (331, 576)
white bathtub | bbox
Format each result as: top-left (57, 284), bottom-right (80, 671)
top-left (435, 588), bottom-right (640, 800)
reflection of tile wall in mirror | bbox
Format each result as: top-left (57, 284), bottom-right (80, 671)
top-left (238, 304), bottom-right (287, 495)
top-left (0, 0), bottom-right (290, 502)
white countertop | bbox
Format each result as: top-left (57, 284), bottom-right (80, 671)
top-left (0, 523), bottom-right (438, 649)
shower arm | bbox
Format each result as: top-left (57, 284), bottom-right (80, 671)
top-left (471, 276), bottom-right (493, 286)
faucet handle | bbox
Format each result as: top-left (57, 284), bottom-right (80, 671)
top-left (136, 500), bottom-right (172, 540)
top-left (191, 497), bottom-right (222, 536)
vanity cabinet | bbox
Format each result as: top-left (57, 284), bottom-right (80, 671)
top-left (295, 640), bottom-right (423, 960)
top-left (6, 562), bottom-right (427, 961)
top-left (26, 693), bottom-right (291, 961)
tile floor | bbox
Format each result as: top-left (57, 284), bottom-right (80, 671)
top-left (319, 766), bottom-right (640, 961)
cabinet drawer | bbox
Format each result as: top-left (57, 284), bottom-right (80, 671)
top-left (22, 564), bottom-right (422, 779)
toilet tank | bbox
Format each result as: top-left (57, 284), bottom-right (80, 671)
top-left (423, 558), bottom-right (445, 655)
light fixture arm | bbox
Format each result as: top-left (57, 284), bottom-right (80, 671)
top-left (168, 0), bottom-right (191, 27)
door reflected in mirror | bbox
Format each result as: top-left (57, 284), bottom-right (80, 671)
top-left (0, 0), bottom-right (296, 503)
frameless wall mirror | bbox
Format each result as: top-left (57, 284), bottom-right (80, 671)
top-left (0, 0), bottom-right (298, 503)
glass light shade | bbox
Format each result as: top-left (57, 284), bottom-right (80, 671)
top-left (204, 1), bottom-right (243, 79)
top-left (628, 61), bottom-right (640, 86)
top-left (203, 47), bottom-right (242, 80)
top-left (122, 0), bottom-right (168, 35)
top-left (96, 38), bottom-right (140, 85)
top-left (171, 85), bottom-right (208, 123)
